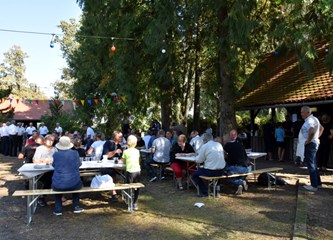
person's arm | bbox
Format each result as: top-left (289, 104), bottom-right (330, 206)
top-left (195, 146), bottom-right (205, 164)
top-left (318, 124), bottom-right (324, 138)
top-left (305, 127), bottom-right (315, 145)
top-left (107, 148), bottom-right (122, 158)
top-left (33, 148), bottom-right (41, 163)
top-left (87, 147), bottom-right (94, 155)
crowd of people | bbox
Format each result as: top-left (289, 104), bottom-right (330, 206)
top-left (0, 105), bottom-right (329, 215)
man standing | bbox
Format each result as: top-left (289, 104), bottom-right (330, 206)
top-left (8, 121), bottom-right (18, 157)
top-left (55, 123), bottom-right (63, 136)
top-left (26, 122), bottom-right (36, 139)
top-left (300, 106), bottom-right (324, 191)
top-left (0, 123), bottom-right (10, 155)
top-left (83, 124), bottom-right (95, 150)
top-left (39, 122), bottom-right (49, 137)
top-left (145, 130), bottom-right (172, 182)
top-left (192, 133), bottom-right (226, 197)
top-left (16, 122), bottom-right (25, 152)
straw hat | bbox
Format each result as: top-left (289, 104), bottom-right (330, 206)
top-left (56, 136), bottom-right (74, 150)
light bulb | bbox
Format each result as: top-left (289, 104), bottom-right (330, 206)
top-left (161, 48), bottom-right (166, 54)
top-left (50, 41), bottom-right (55, 48)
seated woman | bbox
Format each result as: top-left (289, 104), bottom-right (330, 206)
top-left (170, 134), bottom-right (196, 190)
top-left (52, 136), bottom-right (83, 216)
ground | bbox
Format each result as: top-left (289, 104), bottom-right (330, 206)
top-left (0, 155), bottom-right (332, 240)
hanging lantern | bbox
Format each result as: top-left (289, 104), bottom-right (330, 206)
top-left (111, 45), bottom-right (116, 52)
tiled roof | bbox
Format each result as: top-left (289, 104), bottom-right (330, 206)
top-left (236, 42), bottom-right (333, 109)
top-left (0, 100), bottom-right (74, 121)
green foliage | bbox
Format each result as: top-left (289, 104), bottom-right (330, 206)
top-left (0, 45), bottom-right (46, 99)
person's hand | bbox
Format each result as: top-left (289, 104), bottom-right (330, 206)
top-left (304, 140), bottom-right (311, 145)
top-left (115, 149), bottom-right (122, 154)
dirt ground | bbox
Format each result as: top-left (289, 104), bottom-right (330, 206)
top-left (0, 155), bottom-right (332, 240)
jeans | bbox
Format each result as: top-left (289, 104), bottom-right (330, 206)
top-left (52, 181), bottom-right (83, 213)
top-left (126, 171), bottom-right (141, 204)
top-left (304, 142), bottom-right (322, 188)
top-left (226, 165), bottom-right (252, 186)
top-left (1, 136), bottom-right (9, 156)
top-left (192, 168), bottom-right (226, 195)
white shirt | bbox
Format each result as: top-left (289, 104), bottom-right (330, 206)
top-left (7, 124), bottom-right (18, 135)
top-left (196, 140), bottom-right (226, 170)
top-left (86, 127), bottom-right (95, 139)
top-left (26, 126), bottom-right (36, 135)
top-left (0, 126), bottom-right (9, 137)
top-left (152, 137), bottom-right (171, 163)
top-left (91, 140), bottom-right (106, 159)
top-left (190, 135), bottom-right (203, 152)
top-left (39, 126), bottom-right (49, 135)
top-left (55, 126), bottom-right (63, 134)
top-left (301, 114), bottom-right (320, 144)
top-left (33, 145), bottom-right (57, 163)
top-left (17, 126), bottom-right (25, 136)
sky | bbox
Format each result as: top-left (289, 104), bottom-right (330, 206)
top-left (0, 0), bottom-right (82, 97)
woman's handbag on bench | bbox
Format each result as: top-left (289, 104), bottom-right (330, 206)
top-left (90, 174), bottom-right (115, 188)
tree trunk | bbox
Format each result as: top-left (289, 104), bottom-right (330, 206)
top-left (193, 50), bottom-right (201, 131)
top-left (217, 5), bottom-right (236, 139)
top-left (161, 94), bottom-right (172, 131)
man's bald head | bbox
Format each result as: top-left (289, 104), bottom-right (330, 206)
top-left (229, 129), bottom-right (238, 141)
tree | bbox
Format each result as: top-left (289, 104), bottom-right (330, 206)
top-left (0, 45), bottom-right (46, 99)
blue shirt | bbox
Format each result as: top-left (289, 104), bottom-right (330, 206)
top-left (275, 128), bottom-right (285, 142)
top-left (52, 149), bottom-right (81, 189)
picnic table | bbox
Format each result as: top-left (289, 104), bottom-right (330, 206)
top-left (175, 156), bottom-right (198, 191)
top-left (247, 152), bottom-right (267, 170)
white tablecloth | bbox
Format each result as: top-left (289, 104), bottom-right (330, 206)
top-left (18, 161), bottom-right (126, 178)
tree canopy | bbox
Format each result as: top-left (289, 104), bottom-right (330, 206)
top-left (56, 0), bottom-right (333, 135)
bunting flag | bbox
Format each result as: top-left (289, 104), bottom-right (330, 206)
top-left (2, 95), bottom-right (128, 108)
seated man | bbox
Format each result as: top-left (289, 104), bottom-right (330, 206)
top-left (224, 130), bottom-right (251, 195)
top-left (145, 129), bottom-right (172, 182)
top-left (192, 133), bottom-right (226, 197)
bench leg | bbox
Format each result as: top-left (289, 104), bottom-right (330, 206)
top-left (207, 180), bottom-right (218, 199)
top-left (121, 189), bottom-right (134, 212)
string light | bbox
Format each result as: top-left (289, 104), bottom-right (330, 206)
top-left (50, 34), bottom-right (55, 48)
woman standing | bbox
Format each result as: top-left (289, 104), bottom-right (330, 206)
top-left (52, 136), bottom-right (83, 216)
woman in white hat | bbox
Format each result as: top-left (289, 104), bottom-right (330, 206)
top-left (52, 136), bottom-right (83, 216)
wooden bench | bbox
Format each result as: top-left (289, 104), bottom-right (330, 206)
top-left (199, 167), bottom-right (283, 198)
top-left (13, 183), bottom-right (145, 224)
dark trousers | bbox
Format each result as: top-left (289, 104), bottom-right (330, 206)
top-left (126, 171), bottom-right (141, 204)
top-left (1, 136), bottom-right (9, 156)
top-left (317, 142), bottom-right (331, 168)
top-left (304, 142), bottom-right (322, 188)
top-left (52, 181), bottom-right (83, 213)
top-left (40, 171), bottom-right (54, 189)
top-left (192, 168), bottom-right (226, 195)
top-left (9, 135), bottom-right (18, 156)
top-left (145, 157), bottom-right (166, 179)
top-left (17, 135), bottom-right (23, 153)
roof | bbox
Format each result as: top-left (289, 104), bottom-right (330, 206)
top-left (0, 100), bottom-right (74, 121)
top-left (236, 42), bottom-right (333, 109)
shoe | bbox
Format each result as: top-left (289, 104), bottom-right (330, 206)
top-left (160, 176), bottom-right (166, 180)
top-left (133, 203), bottom-right (139, 210)
top-left (37, 198), bottom-right (47, 207)
top-left (317, 185), bottom-right (322, 189)
top-left (53, 212), bottom-right (62, 216)
top-left (111, 195), bottom-right (119, 202)
top-left (243, 180), bottom-right (248, 191)
top-left (149, 176), bottom-right (157, 182)
top-left (73, 206), bottom-right (84, 213)
top-left (235, 185), bottom-right (243, 195)
top-left (303, 185), bottom-right (318, 192)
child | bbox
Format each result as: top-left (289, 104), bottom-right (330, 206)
top-left (275, 123), bottom-right (285, 162)
top-left (121, 135), bottom-right (141, 210)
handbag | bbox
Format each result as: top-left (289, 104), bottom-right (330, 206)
top-left (90, 174), bottom-right (115, 188)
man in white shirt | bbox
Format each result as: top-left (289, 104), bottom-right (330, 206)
top-left (145, 130), bottom-right (172, 182)
top-left (39, 122), bottom-right (49, 137)
top-left (26, 122), bottom-right (36, 138)
top-left (8, 121), bottom-right (18, 156)
top-left (55, 123), bottom-right (63, 136)
top-left (16, 122), bottom-right (25, 152)
top-left (300, 106), bottom-right (324, 192)
top-left (0, 123), bottom-right (10, 155)
top-left (87, 133), bottom-right (106, 160)
top-left (192, 133), bottom-right (226, 197)
top-left (189, 130), bottom-right (203, 153)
